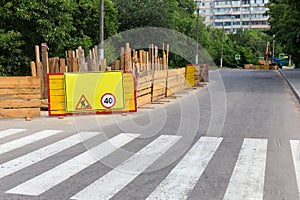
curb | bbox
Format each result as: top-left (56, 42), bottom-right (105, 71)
top-left (278, 69), bottom-right (300, 103)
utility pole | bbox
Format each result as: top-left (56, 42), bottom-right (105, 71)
top-left (195, 2), bottom-right (200, 64)
top-left (272, 34), bottom-right (275, 59)
top-left (98, 0), bottom-right (104, 67)
top-left (220, 22), bottom-right (225, 68)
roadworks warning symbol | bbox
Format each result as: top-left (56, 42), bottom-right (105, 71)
top-left (75, 95), bottom-right (92, 110)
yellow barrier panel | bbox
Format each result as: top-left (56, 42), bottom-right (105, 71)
top-left (65, 71), bottom-right (124, 112)
top-left (47, 74), bottom-right (67, 116)
top-left (186, 65), bottom-right (195, 87)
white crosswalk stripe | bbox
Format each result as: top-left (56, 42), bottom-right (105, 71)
top-left (0, 129), bottom-right (26, 139)
top-left (70, 135), bottom-right (182, 200)
top-left (0, 131), bottom-right (99, 179)
top-left (6, 133), bottom-right (140, 196)
top-left (223, 138), bottom-right (268, 200)
top-left (0, 130), bottom-right (62, 155)
top-left (290, 140), bottom-right (300, 198)
top-left (2, 128), bottom-right (299, 200)
top-left (146, 136), bottom-right (223, 200)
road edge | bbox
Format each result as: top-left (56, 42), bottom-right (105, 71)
top-left (278, 69), bottom-right (300, 103)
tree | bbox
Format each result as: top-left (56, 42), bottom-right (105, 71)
top-left (0, 0), bottom-right (119, 76)
top-left (266, 0), bottom-right (300, 67)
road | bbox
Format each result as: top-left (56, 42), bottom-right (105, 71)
top-left (0, 69), bottom-right (300, 200)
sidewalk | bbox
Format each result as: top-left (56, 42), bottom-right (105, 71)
top-left (279, 69), bottom-right (300, 102)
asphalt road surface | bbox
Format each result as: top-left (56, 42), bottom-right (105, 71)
top-left (0, 69), bottom-right (300, 200)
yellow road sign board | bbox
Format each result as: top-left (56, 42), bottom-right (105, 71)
top-left (65, 71), bottom-right (124, 112)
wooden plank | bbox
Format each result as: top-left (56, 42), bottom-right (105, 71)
top-left (0, 99), bottom-right (41, 109)
top-left (137, 94), bottom-right (151, 107)
top-left (167, 78), bottom-right (178, 88)
top-left (152, 94), bottom-right (165, 102)
top-left (0, 88), bottom-right (40, 95)
top-left (137, 82), bottom-right (152, 91)
top-left (153, 83), bottom-right (166, 91)
top-left (0, 77), bottom-right (40, 89)
top-left (0, 108), bottom-right (40, 119)
top-left (0, 94), bottom-right (41, 101)
top-left (178, 68), bottom-right (186, 75)
top-left (154, 70), bottom-right (167, 79)
top-left (152, 88), bottom-right (166, 97)
top-left (137, 88), bottom-right (152, 97)
top-left (138, 75), bottom-right (153, 84)
top-left (168, 69), bottom-right (179, 77)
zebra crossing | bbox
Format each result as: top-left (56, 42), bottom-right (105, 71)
top-left (0, 128), bottom-right (299, 199)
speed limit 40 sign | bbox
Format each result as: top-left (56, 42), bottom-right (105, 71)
top-left (101, 93), bottom-right (116, 109)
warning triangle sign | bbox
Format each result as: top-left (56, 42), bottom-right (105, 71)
top-left (75, 95), bottom-right (93, 110)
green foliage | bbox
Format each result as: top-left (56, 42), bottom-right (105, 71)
top-left (266, 0), bottom-right (300, 67)
top-left (0, 0), bottom-right (119, 76)
top-left (0, 0), bottom-right (291, 75)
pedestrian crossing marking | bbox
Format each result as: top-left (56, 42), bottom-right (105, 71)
top-left (146, 136), bottom-right (223, 200)
top-left (0, 130), bottom-right (62, 155)
top-left (70, 135), bottom-right (182, 200)
top-left (223, 138), bottom-right (267, 200)
top-left (290, 140), bottom-right (300, 198)
top-left (2, 131), bottom-right (298, 200)
top-left (0, 132), bottom-right (99, 179)
top-left (0, 129), bottom-right (26, 139)
top-left (6, 133), bottom-right (140, 196)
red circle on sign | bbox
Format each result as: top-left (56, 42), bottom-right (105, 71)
top-left (100, 93), bottom-right (116, 109)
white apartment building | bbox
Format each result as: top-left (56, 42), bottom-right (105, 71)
top-left (195, 0), bottom-right (270, 32)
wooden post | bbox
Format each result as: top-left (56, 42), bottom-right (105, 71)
top-left (167, 44), bottom-right (169, 68)
top-left (41, 43), bottom-right (49, 73)
top-left (151, 44), bottom-right (155, 71)
top-left (59, 58), bottom-right (66, 73)
top-left (120, 47), bottom-right (125, 71)
top-left (35, 45), bottom-right (43, 99)
top-left (146, 52), bottom-right (149, 73)
top-left (100, 59), bottom-right (107, 71)
top-left (41, 43), bottom-right (49, 99)
top-left (78, 46), bottom-right (87, 72)
top-left (49, 58), bottom-right (55, 73)
top-left (139, 50), bottom-right (144, 72)
top-left (125, 43), bottom-right (132, 72)
top-left (149, 44), bottom-right (152, 71)
top-left (87, 50), bottom-right (93, 71)
top-left (30, 61), bottom-right (37, 77)
top-left (73, 57), bottom-right (79, 72)
top-left (155, 45), bottom-right (158, 70)
top-left (54, 57), bottom-right (59, 73)
top-left (115, 60), bottom-right (120, 70)
top-left (67, 51), bottom-right (73, 72)
top-left (93, 45), bottom-right (99, 71)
